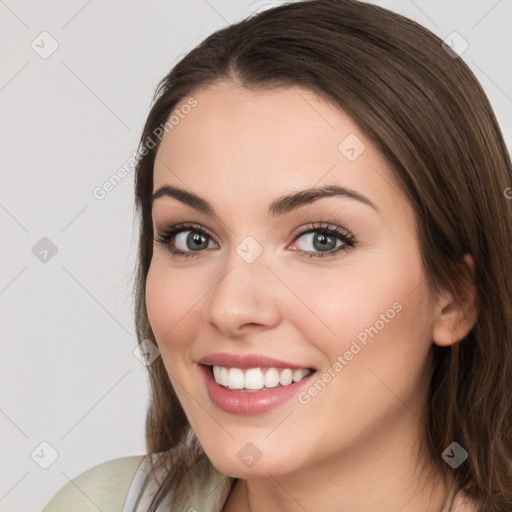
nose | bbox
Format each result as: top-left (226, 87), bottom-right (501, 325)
top-left (203, 246), bottom-right (282, 337)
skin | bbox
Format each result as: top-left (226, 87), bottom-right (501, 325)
top-left (145, 82), bottom-right (479, 512)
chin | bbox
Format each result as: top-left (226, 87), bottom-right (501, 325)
top-left (197, 437), bottom-right (300, 480)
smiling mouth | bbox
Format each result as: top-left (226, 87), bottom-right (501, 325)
top-left (205, 364), bottom-right (316, 392)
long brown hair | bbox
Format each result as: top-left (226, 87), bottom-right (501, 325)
top-left (132, 1), bottom-right (512, 510)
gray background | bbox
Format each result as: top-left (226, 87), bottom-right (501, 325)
top-left (1, 1), bottom-right (510, 510)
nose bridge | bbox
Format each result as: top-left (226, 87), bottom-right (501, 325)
top-left (204, 234), bottom-right (281, 333)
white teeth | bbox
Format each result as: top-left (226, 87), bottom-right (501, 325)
top-left (264, 368), bottom-right (280, 388)
top-left (244, 368), bottom-right (265, 390)
top-left (213, 365), bottom-right (221, 382)
top-left (228, 368), bottom-right (245, 389)
top-left (279, 368), bottom-right (293, 386)
top-left (219, 366), bottom-right (229, 386)
top-left (211, 365), bottom-right (313, 390)
top-left (213, 365), bottom-right (230, 386)
top-left (293, 368), bottom-right (310, 382)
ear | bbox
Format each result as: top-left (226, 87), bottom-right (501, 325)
top-left (432, 254), bottom-right (479, 347)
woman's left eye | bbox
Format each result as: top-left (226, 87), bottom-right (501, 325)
top-left (154, 221), bottom-right (357, 259)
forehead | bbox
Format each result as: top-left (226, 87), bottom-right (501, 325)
top-left (152, 82), bottom-right (409, 222)
top-left (155, 83), bottom-right (362, 178)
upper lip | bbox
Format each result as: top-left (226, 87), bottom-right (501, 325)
top-left (198, 352), bottom-right (316, 370)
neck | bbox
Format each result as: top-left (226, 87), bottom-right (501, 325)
top-left (222, 410), bottom-right (454, 512)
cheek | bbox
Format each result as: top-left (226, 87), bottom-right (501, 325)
top-left (282, 256), bottom-right (433, 456)
top-left (287, 237), bottom-right (431, 370)
top-left (145, 259), bottom-right (203, 357)
top-left (285, 266), bottom-right (416, 347)
top-left (297, 253), bottom-right (433, 417)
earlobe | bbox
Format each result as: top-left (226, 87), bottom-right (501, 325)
top-left (432, 254), bottom-right (479, 347)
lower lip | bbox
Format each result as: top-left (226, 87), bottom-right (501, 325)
top-left (199, 364), bottom-right (316, 415)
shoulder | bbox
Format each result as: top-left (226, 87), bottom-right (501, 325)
top-left (42, 454), bottom-right (144, 512)
top-left (451, 489), bottom-right (481, 512)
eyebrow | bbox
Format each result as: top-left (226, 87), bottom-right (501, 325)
top-left (151, 184), bottom-right (379, 216)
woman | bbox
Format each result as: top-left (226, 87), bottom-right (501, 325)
top-left (43, 0), bottom-right (512, 511)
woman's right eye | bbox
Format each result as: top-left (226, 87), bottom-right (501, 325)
top-left (154, 223), bottom-right (217, 259)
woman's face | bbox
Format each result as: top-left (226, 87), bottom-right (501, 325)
top-left (146, 82), bottom-right (441, 479)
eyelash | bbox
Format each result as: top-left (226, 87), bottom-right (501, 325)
top-left (154, 221), bottom-right (358, 260)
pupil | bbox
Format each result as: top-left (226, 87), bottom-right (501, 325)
top-left (189, 232), bottom-right (207, 250)
top-left (314, 233), bottom-right (335, 251)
